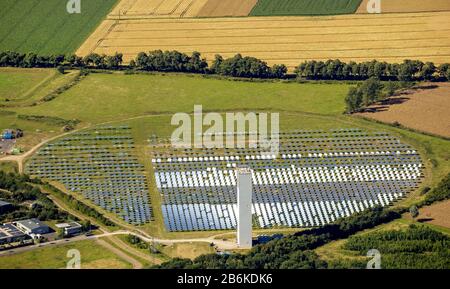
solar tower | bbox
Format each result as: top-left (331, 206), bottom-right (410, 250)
top-left (237, 167), bottom-right (253, 248)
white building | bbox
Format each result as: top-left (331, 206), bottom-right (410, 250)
top-left (237, 167), bottom-right (252, 248)
top-left (55, 222), bottom-right (83, 236)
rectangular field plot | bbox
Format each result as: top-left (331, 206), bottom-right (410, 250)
top-left (250, 0), bottom-right (362, 16)
top-left (152, 129), bottom-right (423, 232)
top-left (26, 126), bottom-right (153, 225)
top-left (80, 11), bottom-right (450, 69)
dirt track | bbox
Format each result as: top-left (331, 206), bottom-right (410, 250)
top-left (358, 83), bottom-right (450, 138)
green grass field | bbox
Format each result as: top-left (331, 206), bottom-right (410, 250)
top-left (0, 0), bottom-right (117, 54)
top-left (0, 161), bottom-right (18, 173)
top-left (0, 239), bottom-right (132, 269)
top-left (0, 68), bottom-right (55, 102)
top-left (250, 0), bottom-right (363, 16)
top-left (16, 73), bottom-right (350, 122)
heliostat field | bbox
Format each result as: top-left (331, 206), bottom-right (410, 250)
top-left (153, 129), bottom-right (423, 232)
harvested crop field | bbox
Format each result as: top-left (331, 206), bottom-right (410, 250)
top-left (197, 0), bottom-right (258, 17)
top-left (111, 0), bottom-right (210, 18)
top-left (358, 83), bottom-right (450, 138)
top-left (77, 11), bottom-right (450, 70)
top-left (416, 200), bottom-right (450, 229)
top-left (357, 0), bottom-right (450, 14)
top-left (250, 0), bottom-right (362, 16)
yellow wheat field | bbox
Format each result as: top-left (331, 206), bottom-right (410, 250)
top-left (110, 0), bottom-right (209, 18)
top-left (77, 11), bottom-right (450, 70)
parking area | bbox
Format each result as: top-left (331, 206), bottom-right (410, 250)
top-left (0, 139), bottom-right (15, 155)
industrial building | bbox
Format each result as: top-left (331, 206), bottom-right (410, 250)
top-left (0, 223), bottom-right (29, 245)
top-left (15, 218), bottom-right (51, 235)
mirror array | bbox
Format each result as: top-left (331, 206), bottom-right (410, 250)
top-left (26, 126), bottom-right (152, 225)
top-left (152, 129), bottom-right (423, 232)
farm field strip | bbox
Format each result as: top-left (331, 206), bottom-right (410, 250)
top-left (109, 21), bottom-right (441, 31)
top-left (78, 11), bottom-right (450, 68)
top-left (196, 0), bottom-right (258, 17)
top-left (357, 0), bottom-right (450, 14)
top-left (250, 0), bottom-right (362, 16)
top-left (111, 0), bottom-right (209, 18)
top-left (101, 36), bottom-right (450, 48)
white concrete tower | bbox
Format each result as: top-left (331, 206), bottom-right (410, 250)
top-left (237, 167), bottom-right (253, 248)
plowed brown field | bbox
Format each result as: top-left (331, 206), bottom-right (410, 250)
top-left (77, 11), bottom-right (450, 70)
top-left (416, 200), bottom-right (450, 229)
top-left (357, 0), bottom-right (450, 14)
top-left (358, 83), bottom-right (450, 138)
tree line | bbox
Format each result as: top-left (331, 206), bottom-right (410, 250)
top-left (344, 77), bottom-right (413, 113)
top-left (2, 50), bottom-right (449, 81)
top-left (0, 51), bottom-right (124, 70)
top-left (42, 183), bottom-right (116, 227)
top-left (153, 206), bottom-right (402, 269)
top-left (295, 59), bottom-right (450, 81)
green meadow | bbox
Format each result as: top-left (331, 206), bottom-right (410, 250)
top-left (15, 73), bottom-right (350, 122)
top-left (0, 68), bottom-right (56, 102)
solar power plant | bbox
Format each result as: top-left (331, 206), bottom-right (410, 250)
top-left (26, 126), bottom-right (152, 225)
top-left (152, 129), bottom-right (424, 232)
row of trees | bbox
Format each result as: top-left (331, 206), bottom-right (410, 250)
top-left (0, 172), bottom-right (68, 222)
top-left (133, 50), bottom-right (208, 73)
top-left (344, 77), bottom-right (412, 113)
top-left (0, 51), bottom-right (123, 70)
top-left (43, 183), bottom-right (116, 227)
top-left (295, 59), bottom-right (450, 81)
top-left (3, 50), bottom-right (449, 81)
top-left (133, 51), bottom-right (288, 78)
top-left (153, 206), bottom-right (402, 269)
top-left (209, 54), bottom-right (287, 78)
